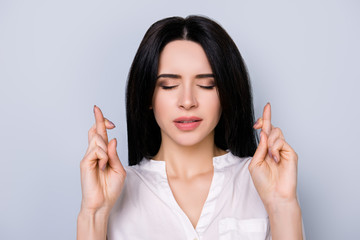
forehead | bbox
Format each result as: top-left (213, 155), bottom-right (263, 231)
top-left (158, 40), bottom-right (212, 74)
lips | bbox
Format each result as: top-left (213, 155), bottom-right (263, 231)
top-left (173, 116), bottom-right (202, 131)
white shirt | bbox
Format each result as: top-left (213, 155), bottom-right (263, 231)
top-left (107, 152), bottom-right (272, 240)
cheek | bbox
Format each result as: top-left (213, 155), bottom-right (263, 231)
top-left (152, 92), bottom-right (175, 123)
top-left (202, 92), bottom-right (222, 119)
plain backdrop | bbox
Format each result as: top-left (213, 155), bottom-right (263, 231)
top-left (1, 0), bottom-right (359, 239)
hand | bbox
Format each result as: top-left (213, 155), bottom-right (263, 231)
top-left (79, 105), bottom-right (126, 216)
top-left (249, 103), bottom-right (298, 209)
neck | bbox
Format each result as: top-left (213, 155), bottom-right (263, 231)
top-left (152, 132), bottom-right (227, 179)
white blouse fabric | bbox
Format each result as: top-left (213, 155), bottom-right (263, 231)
top-left (107, 152), bottom-right (272, 240)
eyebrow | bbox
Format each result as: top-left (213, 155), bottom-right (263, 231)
top-left (156, 73), bottom-right (215, 79)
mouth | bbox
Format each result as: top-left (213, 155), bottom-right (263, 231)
top-left (175, 120), bottom-right (201, 123)
top-left (174, 116), bottom-right (202, 123)
top-left (173, 117), bottom-right (202, 131)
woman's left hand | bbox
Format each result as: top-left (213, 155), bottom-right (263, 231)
top-left (249, 103), bottom-right (298, 209)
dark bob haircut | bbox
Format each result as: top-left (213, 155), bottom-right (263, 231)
top-left (126, 15), bottom-right (258, 166)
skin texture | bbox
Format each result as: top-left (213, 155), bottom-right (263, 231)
top-left (77, 40), bottom-right (303, 239)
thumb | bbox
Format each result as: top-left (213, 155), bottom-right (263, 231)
top-left (107, 138), bottom-right (125, 172)
top-left (249, 131), bottom-right (268, 170)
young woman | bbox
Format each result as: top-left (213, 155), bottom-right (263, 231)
top-left (77, 16), bottom-right (303, 240)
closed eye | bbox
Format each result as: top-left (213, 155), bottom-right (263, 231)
top-left (198, 85), bottom-right (215, 89)
top-left (161, 85), bottom-right (178, 90)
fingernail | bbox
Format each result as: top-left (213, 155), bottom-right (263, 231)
top-left (253, 119), bottom-right (258, 127)
top-left (274, 156), bottom-right (279, 163)
top-left (108, 120), bottom-right (116, 127)
top-left (268, 150), bottom-right (273, 158)
top-left (93, 105), bottom-right (97, 113)
top-left (101, 164), bottom-right (106, 171)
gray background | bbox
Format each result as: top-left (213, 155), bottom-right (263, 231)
top-left (1, 0), bottom-right (359, 239)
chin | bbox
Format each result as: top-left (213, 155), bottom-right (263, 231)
top-left (175, 140), bottom-right (203, 147)
top-left (170, 133), bottom-right (212, 147)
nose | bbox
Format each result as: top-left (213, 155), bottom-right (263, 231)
top-left (178, 85), bottom-right (198, 110)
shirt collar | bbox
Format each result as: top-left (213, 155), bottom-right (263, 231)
top-left (137, 151), bottom-right (245, 173)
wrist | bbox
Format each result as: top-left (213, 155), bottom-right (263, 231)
top-left (265, 199), bottom-right (303, 240)
top-left (77, 208), bottom-right (110, 240)
top-left (80, 198), bottom-right (113, 216)
top-left (263, 194), bottom-right (299, 213)
top-left (79, 205), bottom-right (111, 220)
top-left (265, 197), bottom-right (300, 216)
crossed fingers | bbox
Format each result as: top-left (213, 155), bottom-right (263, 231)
top-left (86, 105), bottom-right (116, 155)
top-left (253, 103), bottom-right (287, 163)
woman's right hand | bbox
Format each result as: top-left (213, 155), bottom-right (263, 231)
top-left (79, 105), bottom-right (126, 216)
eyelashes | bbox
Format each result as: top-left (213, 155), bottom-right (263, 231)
top-left (161, 85), bottom-right (177, 90)
top-left (160, 85), bottom-right (215, 90)
top-left (199, 85), bottom-right (215, 90)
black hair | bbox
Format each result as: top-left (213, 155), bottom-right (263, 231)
top-left (126, 15), bottom-right (258, 166)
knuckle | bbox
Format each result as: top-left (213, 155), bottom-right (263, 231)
top-left (88, 136), bottom-right (98, 147)
top-left (95, 145), bottom-right (104, 153)
top-left (274, 138), bottom-right (284, 147)
top-left (91, 134), bottom-right (106, 146)
top-left (88, 134), bottom-right (96, 143)
top-left (96, 146), bottom-right (109, 160)
top-left (88, 129), bottom-right (96, 141)
top-left (88, 125), bottom-right (96, 134)
top-left (93, 133), bottom-right (102, 142)
top-left (267, 134), bottom-right (275, 144)
top-left (271, 146), bottom-right (278, 153)
top-left (278, 128), bottom-right (284, 136)
top-left (275, 127), bottom-right (285, 138)
top-left (273, 127), bottom-right (281, 134)
top-left (80, 155), bottom-right (89, 168)
top-left (101, 129), bottom-right (108, 136)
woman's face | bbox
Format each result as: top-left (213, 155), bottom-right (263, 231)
top-left (152, 40), bottom-right (222, 147)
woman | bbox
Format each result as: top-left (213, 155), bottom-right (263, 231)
top-left (77, 15), bottom-right (303, 239)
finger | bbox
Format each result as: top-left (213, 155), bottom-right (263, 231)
top-left (249, 131), bottom-right (268, 171)
top-left (262, 103), bottom-right (272, 136)
top-left (253, 117), bottom-right (263, 129)
top-left (268, 137), bottom-right (285, 163)
top-left (266, 127), bottom-right (285, 163)
top-left (269, 137), bottom-right (296, 164)
top-left (81, 145), bottom-right (109, 171)
top-left (88, 118), bottom-right (116, 143)
top-left (86, 133), bottom-right (109, 155)
top-left (106, 138), bottom-right (126, 174)
top-left (94, 105), bottom-right (109, 143)
top-left (267, 127), bottom-right (285, 147)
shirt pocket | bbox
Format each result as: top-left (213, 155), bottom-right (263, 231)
top-left (218, 217), bottom-right (271, 240)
